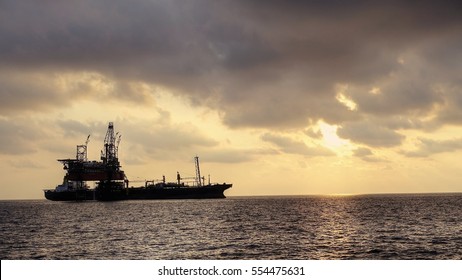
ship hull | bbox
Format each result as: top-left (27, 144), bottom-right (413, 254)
top-left (44, 184), bottom-right (232, 201)
top-left (126, 184), bottom-right (231, 200)
top-left (44, 189), bottom-right (95, 201)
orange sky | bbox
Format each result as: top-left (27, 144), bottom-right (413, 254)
top-left (1, 1), bottom-right (462, 199)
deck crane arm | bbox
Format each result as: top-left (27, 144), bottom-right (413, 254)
top-left (116, 133), bottom-right (121, 150)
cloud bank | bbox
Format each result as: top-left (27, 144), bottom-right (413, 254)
top-left (1, 0), bottom-right (462, 155)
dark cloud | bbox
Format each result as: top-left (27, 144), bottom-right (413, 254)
top-left (0, 70), bottom-right (71, 114)
top-left (349, 72), bottom-right (443, 117)
top-left (1, 0), bottom-right (462, 135)
top-left (376, 116), bottom-right (426, 131)
top-left (435, 86), bottom-right (462, 125)
top-left (0, 70), bottom-right (155, 117)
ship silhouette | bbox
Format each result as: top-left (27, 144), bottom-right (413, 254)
top-left (44, 122), bottom-right (232, 201)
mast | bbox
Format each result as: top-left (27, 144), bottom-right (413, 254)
top-left (195, 156), bottom-right (202, 187)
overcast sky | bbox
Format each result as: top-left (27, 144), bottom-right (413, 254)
top-left (1, 0), bottom-right (462, 199)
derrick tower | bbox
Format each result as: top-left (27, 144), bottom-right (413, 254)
top-left (101, 122), bottom-right (121, 165)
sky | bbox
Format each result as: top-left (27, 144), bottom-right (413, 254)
top-left (1, 0), bottom-right (462, 199)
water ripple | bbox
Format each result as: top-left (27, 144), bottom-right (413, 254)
top-left (1, 194), bottom-right (462, 259)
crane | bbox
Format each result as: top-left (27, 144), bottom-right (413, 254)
top-left (116, 133), bottom-right (122, 158)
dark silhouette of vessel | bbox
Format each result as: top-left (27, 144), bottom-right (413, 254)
top-left (44, 122), bottom-right (232, 201)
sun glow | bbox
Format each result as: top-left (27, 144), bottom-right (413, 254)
top-left (318, 121), bottom-right (350, 150)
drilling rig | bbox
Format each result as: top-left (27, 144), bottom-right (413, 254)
top-left (53, 122), bottom-right (127, 198)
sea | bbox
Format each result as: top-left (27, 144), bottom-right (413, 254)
top-left (1, 194), bottom-right (461, 260)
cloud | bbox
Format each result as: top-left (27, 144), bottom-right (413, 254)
top-left (338, 120), bottom-right (405, 147)
top-left (261, 133), bottom-right (334, 157)
top-left (0, 0), bottom-right (462, 132)
top-left (376, 116), bottom-right (426, 131)
top-left (435, 85), bottom-right (462, 125)
top-left (198, 148), bottom-right (273, 164)
top-left (352, 147), bottom-right (386, 163)
top-left (0, 118), bottom-right (109, 156)
top-left (403, 137), bottom-right (462, 157)
top-left (0, 118), bottom-right (43, 155)
top-left (348, 68), bottom-right (443, 117)
top-left (353, 147), bottom-right (373, 158)
top-left (116, 119), bottom-right (219, 162)
top-left (0, 70), bottom-right (156, 117)
top-left (8, 159), bottom-right (45, 169)
top-left (304, 127), bottom-right (323, 139)
top-left (54, 119), bottom-right (267, 164)
top-left (0, 115), bottom-right (221, 165)
top-left (56, 120), bottom-right (103, 138)
top-left (0, 70), bottom-right (72, 115)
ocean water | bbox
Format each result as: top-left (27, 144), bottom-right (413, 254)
top-left (1, 194), bottom-right (461, 259)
